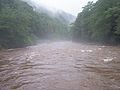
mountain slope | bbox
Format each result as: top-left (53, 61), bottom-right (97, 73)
top-left (23, 0), bottom-right (76, 24)
top-left (0, 0), bottom-right (71, 48)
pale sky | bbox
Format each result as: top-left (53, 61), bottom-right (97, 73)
top-left (26, 0), bottom-right (98, 16)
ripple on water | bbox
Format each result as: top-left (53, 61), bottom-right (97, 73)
top-left (0, 42), bottom-right (120, 90)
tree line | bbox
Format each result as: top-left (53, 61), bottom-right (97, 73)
top-left (73, 0), bottom-right (120, 44)
top-left (0, 0), bottom-right (70, 48)
top-left (1, 0), bottom-right (119, 49)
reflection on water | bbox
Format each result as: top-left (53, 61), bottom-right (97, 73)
top-left (0, 41), bottom-right (120, 90)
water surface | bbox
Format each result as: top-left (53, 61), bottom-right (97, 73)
top-left (0, 41), bottom-right (120, 90)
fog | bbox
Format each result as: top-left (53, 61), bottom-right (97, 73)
top-left (22, 0), bottom-right (97, 16)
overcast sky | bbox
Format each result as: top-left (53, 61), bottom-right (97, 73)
top-left (26, 0), bottom-right (98, 16)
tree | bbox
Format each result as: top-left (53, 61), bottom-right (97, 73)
top-left (73, 0), bottom-right (120, 44)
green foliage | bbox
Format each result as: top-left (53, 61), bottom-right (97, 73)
top-left (0, 0), bottom-right (69, 48)
top-left (73, 0), bottom-right (120, 44)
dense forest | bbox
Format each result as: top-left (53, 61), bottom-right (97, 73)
top-left (0, 0), bottom-right (70, 48)
top-left (1, 0), bottom-right (120, 49)
top-left (73, 0), bottom-right (120, 44)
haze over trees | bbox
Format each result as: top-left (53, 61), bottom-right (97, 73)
top-left (73, 0), bottom-right (120, 44)
top-left (0, 0), bottom-right (75, 48)
top-left (0, 0), bottom-right (120, 49)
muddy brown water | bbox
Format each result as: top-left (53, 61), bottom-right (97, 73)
top-left (0, 41), bottom-right (120, 90)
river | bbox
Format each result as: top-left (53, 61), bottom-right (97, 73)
top-left (0, 41), bottom-right (120, 90)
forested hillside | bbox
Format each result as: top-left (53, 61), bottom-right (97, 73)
top-left (1, 0), bottom-right (120, 49)
top-left (23, 0), bottom-right (75, 24)
top-left (0, 0), bottom-right (70, 49)
top-left (73, 0), bottom-right (120, 44)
